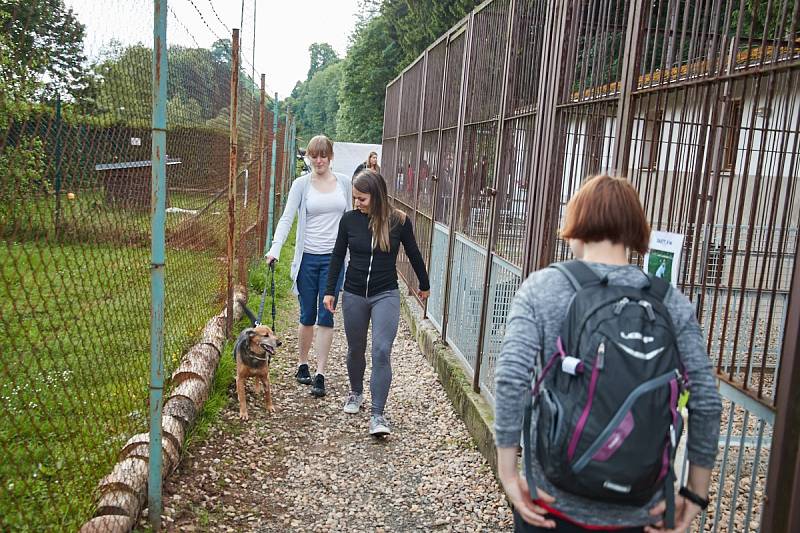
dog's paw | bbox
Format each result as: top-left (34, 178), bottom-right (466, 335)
top-left (267, 404), bottom-right (276, 414)
top-left (239, 411), bottom-right (249, 421)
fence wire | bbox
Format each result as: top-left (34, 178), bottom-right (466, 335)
top-left (0, 0), bottom-right (292, 530)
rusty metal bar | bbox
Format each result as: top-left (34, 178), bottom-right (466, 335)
top-left (226, 28), bottom-right (240, 335)
top-left (523, 0), bottom-right (572, 275)
top-left (612, 0), bottom-right (646, 173)
top-left (763, 236), bottom-right (800, 531)
top-left (441, 16), bottom-right (473, 342)
top-left (257, 74), bottom-right (266, 255)
top-left (473, 0), bottom-right (516, 394)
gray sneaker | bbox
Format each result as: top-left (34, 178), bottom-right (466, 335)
top-left (369, 414), bottom-right (391, 437)
top-left (343, 392), bottom-right (364, 414)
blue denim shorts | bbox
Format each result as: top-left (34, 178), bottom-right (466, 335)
top-left (297, 252), bottom-right (344, 327)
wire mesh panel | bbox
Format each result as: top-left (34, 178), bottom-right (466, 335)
top-left (394, 135), bottom-right (419, 209)
top-left (445, 234), bottom-right (488, 371)
top-left (0, 1), bottom-right (289, 529)
top-left (478, 255), bottom-right (523, 402)
top-left (427, 223), bottom-right (450, 328)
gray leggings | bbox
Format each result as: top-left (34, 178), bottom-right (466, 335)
top-left (341, 289), bottom-right (400, 416)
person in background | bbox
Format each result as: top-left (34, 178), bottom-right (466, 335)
top-left (323, 169), bottom-right (430, 437)
top-left (353, 151), bottom-right (380, 177)
top-left (265, 134), bottom-right (350, 398)
top-left (494, 175), bottom-right (721, 532)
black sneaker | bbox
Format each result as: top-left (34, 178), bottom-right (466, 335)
top-left (295, 363), bottom-right (312, 385)
top-left (310, 374), bottom-right (326, 397)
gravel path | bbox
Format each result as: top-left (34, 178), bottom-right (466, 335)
top-left (149, 302), bottom-right (514, 532)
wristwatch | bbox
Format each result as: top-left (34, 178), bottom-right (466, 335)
top-left (679, 486), bottom-right (710, 510)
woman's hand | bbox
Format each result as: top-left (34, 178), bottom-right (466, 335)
top-left (644, 496), bottom-right (702, 533)
top-left (417, 289), bottom-right (430, 300)
top-left (265, 254), bottom-right (277, 265)
top-left (497, 447), bottom-right (556, 529)
top-left (323, 295), bottom-right (336, 312)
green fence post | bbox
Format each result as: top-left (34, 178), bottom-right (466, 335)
top-left (148, 0), bottom-right (168, 529)
top-left (54, 95), bottom-right (63, 239)
top-left (267, 93), bottom-right (278, 249)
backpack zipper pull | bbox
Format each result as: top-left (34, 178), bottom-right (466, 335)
top-left (639, 300), bottom-right (656, 321)
top-left (613, 297), bottom-right (630, 315)
top-left (596, 341), bottom-right (605, 369)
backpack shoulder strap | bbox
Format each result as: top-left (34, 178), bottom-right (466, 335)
top-left (550, 260), bottom-right (602, 291)
top-left (646, 274), bottom-right (671, 303)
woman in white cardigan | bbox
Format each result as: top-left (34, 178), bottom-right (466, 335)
top-left (265, 135), bottom-right (351, 398)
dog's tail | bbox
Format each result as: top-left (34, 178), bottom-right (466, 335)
top-left (238, 300), bottom-right (258, 326)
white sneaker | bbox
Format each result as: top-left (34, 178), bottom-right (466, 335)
top-left (369, 414), bottom-right (391, 437)
top-left (343, 392), bottom-right (364, 414)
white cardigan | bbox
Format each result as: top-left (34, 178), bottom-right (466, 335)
top-left (266, 172), bottom-right (352, 294)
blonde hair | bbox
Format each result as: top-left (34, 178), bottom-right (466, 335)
top-left (306, 135), bottom-right (334, 159)
top-left (353, 169), bottom-right (405, 252)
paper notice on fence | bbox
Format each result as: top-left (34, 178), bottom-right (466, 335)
top-left (643, 230), bottom-right (684, 287)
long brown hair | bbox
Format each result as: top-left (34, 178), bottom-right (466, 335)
top-left (365, 151), bottom-right (380, 172)
top-left (353, 169), bottom-right (404, 252)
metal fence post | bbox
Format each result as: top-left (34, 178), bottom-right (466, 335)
top-left (763, 250), bottom-right (800, 531)
top-left (268, 93), bottom-right (278, 250)
top-left (257, 74), bottom-right (266, 255)
top-left (473, 0), bottom-right (517, 393)
top-left (148, 0), bottom-right (168, 529)
top-left (54, 95), bottom-right (63, 239)
top-left (227, 28), bottom-right (240, 335)
top-left (440, 15), bottom-right (474, 342)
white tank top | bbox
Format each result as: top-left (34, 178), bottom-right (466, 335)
top-left (303, 185), bottom-right (347, 254)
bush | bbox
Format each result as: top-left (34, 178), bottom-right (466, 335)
top-left (0, 136), bottom-right (50, 226)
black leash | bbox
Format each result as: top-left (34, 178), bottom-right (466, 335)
top-left (255, 261), bottom-right (276, 331)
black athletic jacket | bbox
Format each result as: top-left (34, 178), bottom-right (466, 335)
top-left (325, 210), bottom-right (430, 297)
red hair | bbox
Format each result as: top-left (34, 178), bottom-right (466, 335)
top-left (560, 175), bottom-right (650, 255)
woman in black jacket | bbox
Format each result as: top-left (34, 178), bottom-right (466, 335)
top-left (323, 169), bottom-right (429, 437)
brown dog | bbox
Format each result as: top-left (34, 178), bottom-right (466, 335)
top-left (233, 325), bottom-right (281, 420)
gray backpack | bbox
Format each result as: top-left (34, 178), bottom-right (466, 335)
top-left (523, 260), bottom-right (686, 528)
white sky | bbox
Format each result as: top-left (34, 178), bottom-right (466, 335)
top-left (65, 0), bottom-right (361, 98)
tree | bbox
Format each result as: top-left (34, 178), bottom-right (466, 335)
top-left (0, 0), bottom-right (92, 102)
top-left (93, 43), bottom-right (152, 125)
top-left (381, 0), bottom-right (480, 68)
top-left (337, 15), bottom-right (402, 143)
top-left (307, 43), bottom-right (340, 81)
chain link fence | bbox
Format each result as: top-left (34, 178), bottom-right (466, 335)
top-left (0, 0), bottom-right (295, 530)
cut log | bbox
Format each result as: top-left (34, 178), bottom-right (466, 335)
top-left (172, 377), bottom-right (209, 409)
top-left (162, 394), bottom-right (197, 426)
top-left (161, 414), bottom-right (186, 449)
top-left (79, 515), bottom-right (136, 533)
top-left (96, 489), bottom-right (141, 518)
top-left (80, 292), bottom-right (246, 532)
top-left (97, 457), bottom-right (148, 496)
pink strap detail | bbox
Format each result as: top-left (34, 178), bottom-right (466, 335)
top-left (567, 351), bottom-right (601, 461)
top-left (532, 336), bottom-right (568, 396)
top-left (658, 378), bottom-right (680, 482)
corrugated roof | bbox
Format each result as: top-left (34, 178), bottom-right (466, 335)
top-left (95, 157), bottom-right (182, 171)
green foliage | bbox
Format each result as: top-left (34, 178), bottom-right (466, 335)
top-left (0, 137), bottom-right (50, 226)
top-left (381, 0), bottom-right (480, 68)
top-left (337, 16), bottom-right (403, 143)
top-left (289, 59), bottom-right (343, 142)
top-left (307, 42), bottom-right (340, 81)
top-left (93, 42), bottom-right (152, 125)
top-left (0, 0), bottom-right (93, 103)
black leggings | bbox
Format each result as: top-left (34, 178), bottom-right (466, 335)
top-left (513, 510), bottom-right (645, 533)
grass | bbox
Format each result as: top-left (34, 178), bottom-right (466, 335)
top-left (0, 239), bottom-right (222, 531)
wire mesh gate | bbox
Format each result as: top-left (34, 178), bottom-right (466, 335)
top-left (383, 0), bottom-right (800, 530)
